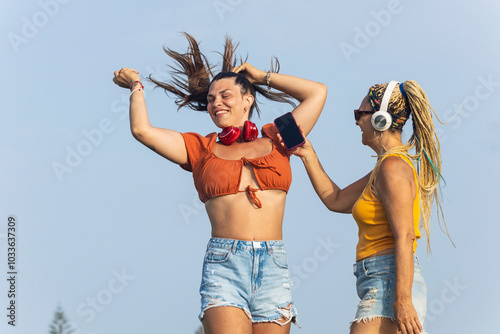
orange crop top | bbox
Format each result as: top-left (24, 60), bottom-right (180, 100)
top-left (180, 123), bottom-right (292, 207)
top-left (352, 154), bottom-right (421, 261)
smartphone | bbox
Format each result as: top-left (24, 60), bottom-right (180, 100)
top-left (274, 112), bottom-right (305, 150)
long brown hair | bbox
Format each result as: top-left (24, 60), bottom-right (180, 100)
top-left (149, 33), bottom-right (295, 119)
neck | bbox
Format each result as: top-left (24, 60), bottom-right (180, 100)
top-left (369, 131), bottom-right (403, 155)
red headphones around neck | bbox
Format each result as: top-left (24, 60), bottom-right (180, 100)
top-left (218, 121), bottom-right (258, 145)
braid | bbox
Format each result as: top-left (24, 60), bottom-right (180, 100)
top-left (369, 82), bottom-right (410, 130)
top-left (404, 80), bottom-right (453, 252)
top-left (149, 33), bottom-right (295, 117)
top-left (370, 81), bottom-right (452, 253)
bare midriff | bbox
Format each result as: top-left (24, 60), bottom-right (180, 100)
top-left (203, 137), bottom-right (288, 241)
top-left (205, 189), bottom-right (287, 241)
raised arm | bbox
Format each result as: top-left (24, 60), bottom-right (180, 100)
top-left (113, 68), bottom-right (187, 165)
top-left (232, 63), bottom-right (327, 136)
top-left (375, 156), bottom-right (423, 334)
top-left (290, 134), bottom-right (370, 213)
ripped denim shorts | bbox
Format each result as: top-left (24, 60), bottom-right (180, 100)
top-left (199, 238), bottom-right (298, 326)
top-left (352, 254), bottom-right (427, 327)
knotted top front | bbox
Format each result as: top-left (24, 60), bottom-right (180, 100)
top-left (180, 123), bottom-right (292, 207)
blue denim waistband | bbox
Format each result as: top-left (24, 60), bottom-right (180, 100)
top-left (353, 253), bottom-right (420, 273)
top-left (207, 237), bottom-right (285, 251)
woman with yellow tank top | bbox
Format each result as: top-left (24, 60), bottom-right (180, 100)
top-left (287, 80), bottom-right (448, 334)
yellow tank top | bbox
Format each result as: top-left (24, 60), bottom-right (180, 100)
top-left (352, 153), bottom-right (421, 261)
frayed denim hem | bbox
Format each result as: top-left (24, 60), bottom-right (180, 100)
top-left (199, 302), bottom-right (300, 328)
top-left (199, 301), bottom-right (252, 322)
top-left (253, 303), bottom-right (300, 328)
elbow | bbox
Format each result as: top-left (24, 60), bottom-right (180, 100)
top-left (325, 203), bottom-right (336, 212)
top-left (323, 199), bottom-right (342, 213)
top-left (326, 205), bottom-right (349, 214)
top-left (131, 127), bottom-right (142, 140)
top-left (320, 192), bottom-right (336, 212)
top-left (130, 126), bottom-right (149, 142)
top-left (316, 83), bottom-right (328, 101)
top-left (406, 232), bottom-right (416, 242)
top-left (395, 232), bottom-right (416, 244)
top-left (322, 190), bottom-right (346, 213)
top-left (325, 200), bottom-right (339, 212)
top-left (320, 83), bottom-right (328, 96)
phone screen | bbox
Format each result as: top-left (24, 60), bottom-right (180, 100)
top-left (274, 112), bottom-right (305, 150)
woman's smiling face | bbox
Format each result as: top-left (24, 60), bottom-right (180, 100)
top-left (356, 94), bottom-right (377, 146)
top-left (207, 78), bottom-right (253, 129)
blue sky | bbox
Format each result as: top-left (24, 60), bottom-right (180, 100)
top-left (2, 0), bottom-right (499, 333)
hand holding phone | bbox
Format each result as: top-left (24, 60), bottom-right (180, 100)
top-left (274, 112), bottom-right (305, 150)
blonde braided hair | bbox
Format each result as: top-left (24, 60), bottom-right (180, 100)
top-left (369, 81), bottom-right (453, 252)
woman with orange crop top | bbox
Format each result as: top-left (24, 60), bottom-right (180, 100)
top-left (113, 33), bottom-right (327, 334)
top-left (289, 81), bottom-right (449, 334)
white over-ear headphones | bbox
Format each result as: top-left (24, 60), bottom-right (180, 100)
top-left (371, 80), bottom-right (399, 132)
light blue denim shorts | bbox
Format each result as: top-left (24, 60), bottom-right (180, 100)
top-left (199, 238), bottom-right (298, 326)
top-left (352, 254), bottom-right (427, 326)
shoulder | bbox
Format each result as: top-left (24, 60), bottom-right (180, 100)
top-left (181, 131), bottom-right (218, 148)
top-left (261, 123), bottom-right (278, 140)
top-left (179, 132), bottom-right (218, 172)
top-left (380, 155), bottom-right (413, 173)
top-left (374, 154), bottom-right (418, 212)
top-left (377, 155), bottom-right (416, 187)
top-left (261, 123), bottom-right (291, 158)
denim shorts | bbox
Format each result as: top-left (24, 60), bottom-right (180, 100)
top-left (352, 254), bottom-right (427, 326)
top-left (199, 238), bottom-right (298, 326)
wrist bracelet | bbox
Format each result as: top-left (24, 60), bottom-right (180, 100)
top-left (130, 86), bottom-right (143, 98)
top-left (265, 71), bottom-right (271, 93)
top-left (130, 81), bottom-right (144, 91)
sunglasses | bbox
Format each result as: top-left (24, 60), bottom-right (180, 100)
top-left (354, 109), bottom-right (375, 121)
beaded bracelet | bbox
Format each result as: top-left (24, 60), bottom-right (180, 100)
top-left (129, 81), bottom-right (144, 97)
top-left (130, 81), bottom-right (144, 91)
